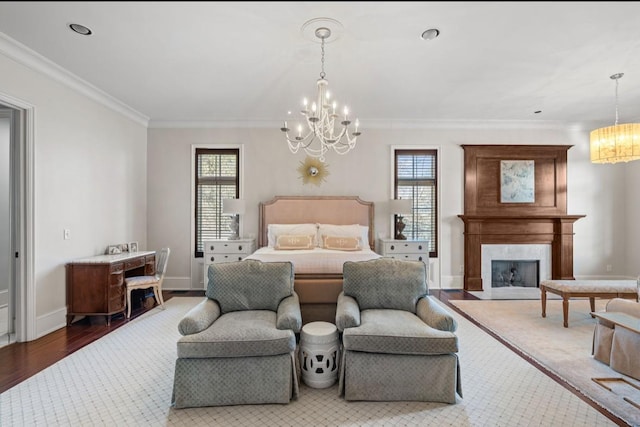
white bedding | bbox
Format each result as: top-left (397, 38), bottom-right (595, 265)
top-left (245, 247), bottom-right (381, 275)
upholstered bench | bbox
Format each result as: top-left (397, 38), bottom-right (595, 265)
top-left (540, 280), bottom-right (637, 327)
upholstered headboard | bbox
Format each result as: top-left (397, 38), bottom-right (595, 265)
top-left (258, 196), bottom-right (375, 249)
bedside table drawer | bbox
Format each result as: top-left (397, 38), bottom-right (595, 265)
top-left (205, 254), bottom-right (246, 263)
top-left (382, 241), bottom-right (427, 254)
top-left (204, 241), bottom-right (253, 254)
top-left (385, 253), bottom-right (427, 262)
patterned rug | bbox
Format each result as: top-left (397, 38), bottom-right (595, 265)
top-left (450, 298), bottom-right (640, 426)
top-left (0, 296), bottom-right (617, 426)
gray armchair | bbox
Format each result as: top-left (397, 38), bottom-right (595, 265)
top-left (171, 259), bottom-right (302, 408)
top-left (336, 258), bottom-right (462, 403)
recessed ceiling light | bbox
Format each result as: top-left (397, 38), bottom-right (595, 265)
top-left (421, 28), bottom-right (440, 41)
top-left (69, 23), bottom-right (92, 36)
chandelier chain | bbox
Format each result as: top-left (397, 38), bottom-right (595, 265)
top-left (320, 36), bottom-right (326, 79)
top-left (614, 76), bottom-right (619, 126)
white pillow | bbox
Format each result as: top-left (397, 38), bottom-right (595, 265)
top-left (267, 223), bottom-right (318, 247)
top-left (317, 224), bottom-right (369, 249)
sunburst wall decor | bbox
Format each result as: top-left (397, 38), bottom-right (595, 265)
top-left (297, 156), bottom-right (329, 186)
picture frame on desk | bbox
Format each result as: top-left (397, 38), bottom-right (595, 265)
top-left (121, 243), bottom-right (129, 252)
top-left (107, 245), bottom-right (121, 255)
top-left (129, 242), bottom-right (138, 252)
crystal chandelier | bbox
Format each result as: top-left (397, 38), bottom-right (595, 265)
top-left (281, 26), bottom-right (361, 162)
top-left (590, 73), bottom-right (640, 164)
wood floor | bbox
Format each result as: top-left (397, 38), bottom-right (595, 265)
top-left (0, 288), bottom-right (623, 425)
top-left (0, 290), bottom-right (204, 394)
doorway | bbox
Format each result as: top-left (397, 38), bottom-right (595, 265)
top-left (0, 108), bottom-right (15, 347)
top-left (0, 94), bottom-right (34, 347)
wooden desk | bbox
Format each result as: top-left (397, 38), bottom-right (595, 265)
top-left (592, 311), bottom-right (640, 334)
top-left (66, 251), bottom-right (156, 325)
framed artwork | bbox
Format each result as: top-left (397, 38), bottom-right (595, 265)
top-left (500, 160), bottom-right (535, 203)
top-left (121, 243), bottom-right (129, 253)
top-left (129, 242), bottom-right (138, 252)
top-left (107, 245), bottom-right (121, 255)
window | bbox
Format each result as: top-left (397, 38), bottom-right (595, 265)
top-left (394, 149), bottom-right (438, 257)
top-left (194, 148), bottom-right (239, 257)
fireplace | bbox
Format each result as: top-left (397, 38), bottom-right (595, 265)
top-left (491, 260), bottom-right (539, 288)
top-left (459, 145), bottom-right (585, 291)
top-left (460, 215), bottom-right (583, 291)
top-left (481, 243), bottom-right (550, 290)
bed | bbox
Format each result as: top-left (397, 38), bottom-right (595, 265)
top-left (245, 196), bottom-right (380, 323)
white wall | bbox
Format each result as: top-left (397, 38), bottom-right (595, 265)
top-left (148, 123), bottom-right (625, 290)
top-left (0, 53), bottom-right (148, 338)
top-left (625, 161), bottom-right (640, 277)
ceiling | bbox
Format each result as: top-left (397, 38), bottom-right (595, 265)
top-left (1, 1), bottom-right (639, 129)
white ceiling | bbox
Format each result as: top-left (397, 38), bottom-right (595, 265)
top-left (1, 1), bottom-right (640, 129)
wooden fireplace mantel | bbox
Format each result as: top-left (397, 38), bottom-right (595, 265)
top-left (458, 214), bottom-right (585, 291)
top-left (459, 145), bottom-right (585, 291)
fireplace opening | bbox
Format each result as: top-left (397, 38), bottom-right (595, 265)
top-left (491, 260), bottom-right (539, 288)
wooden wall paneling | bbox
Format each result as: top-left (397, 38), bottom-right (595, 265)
top-left (459, 145), bottom-right (584, 291)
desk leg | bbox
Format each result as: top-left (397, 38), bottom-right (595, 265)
top-left (562, 295), bottom-right (569, 328)
top-left (589, 297), bottom-right (596, 318)
top-left (541, 285), bottom-right (547, 318)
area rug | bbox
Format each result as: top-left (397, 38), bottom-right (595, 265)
top-left (450, 298), bottom-right (640, 426)
top-left (0, 296), bottom-right (617, 426)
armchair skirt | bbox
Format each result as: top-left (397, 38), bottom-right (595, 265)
top-left (338, 308), bottom-right (462, 403)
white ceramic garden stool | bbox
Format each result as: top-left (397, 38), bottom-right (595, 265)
top-left (299, 321), bottom-right (340, 388)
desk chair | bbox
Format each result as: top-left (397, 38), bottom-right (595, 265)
top-left (124, 247), bottom-right (170, 319)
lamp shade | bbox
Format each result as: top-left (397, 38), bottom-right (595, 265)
top-left (590, 123), bottom-right (640, 163)
top-left (222, 199), bottom-right (246, 215)
top-left (389, 199), bottom-right (412, 215)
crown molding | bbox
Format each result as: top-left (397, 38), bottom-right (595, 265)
top-left (149, 118), bottom-right (590, 132)
top-left (148, 119), bottom-right (274, 129)
top-left (0, 32), bottom-right (149, 127)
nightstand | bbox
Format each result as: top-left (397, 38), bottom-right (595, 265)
top-left (203, 238), bottom-right (256, 289)
top-left (377, 238), bottom-right (429, 262)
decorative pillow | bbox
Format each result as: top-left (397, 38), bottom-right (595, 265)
top-left (275, 234), bottom-right (315, 250)
top-left (267, 223), bottom-right (318, 247)
top-left (322, 235), bottom-right (362, 251)
top-left (317, 224), bottom-right (369, 248)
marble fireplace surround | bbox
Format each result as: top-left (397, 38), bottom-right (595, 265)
top-left (482, 244), bottom-right (551, 288)
top-left (459, 215), bottom-right (585, 291)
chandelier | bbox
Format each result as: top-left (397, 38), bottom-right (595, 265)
top-left (590, 73), bottom-right (640, 164)
top-left (281, 25), bottom-right (361, 162)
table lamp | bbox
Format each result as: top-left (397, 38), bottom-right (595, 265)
top-left (390, 198), bottom-right (412, 240)
top-left (222, 199), bottom-right (246, 240)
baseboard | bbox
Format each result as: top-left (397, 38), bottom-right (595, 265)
top-left (36, 306), bottom-right (67, 339)
top-left (439, 275), bottom-right (464, 290)
top-left (0, 289), bottom-right (7, 307)
top-left (162, 276), bottom-right (192, 291)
